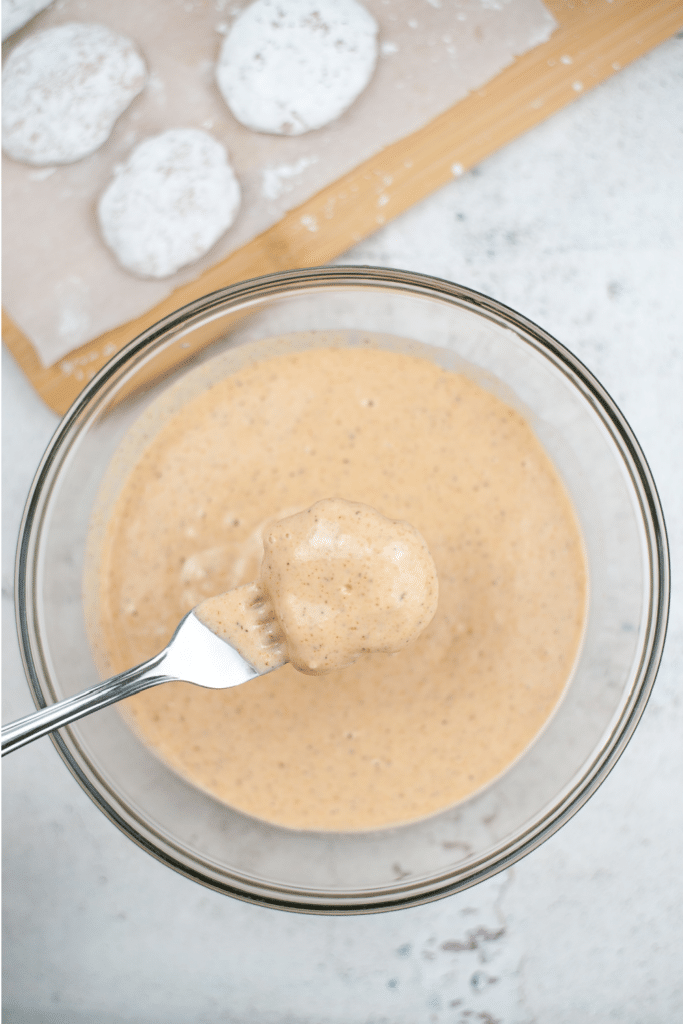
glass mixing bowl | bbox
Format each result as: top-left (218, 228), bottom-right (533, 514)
top-left (15, 267), bottom-right (669, 913)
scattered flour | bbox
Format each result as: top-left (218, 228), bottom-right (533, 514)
top-left (1, 22), bottom-right (147, 165)
top-left (1, 0), bottom-right (53, 41)
top-left (97, 128), bottom-right (241, 279)
top-left (261, 155), bottom-right (318, 200)
top-left (215, 0), bottom-right (378, 136)
top-left (380, 40), bottom-right (399, 56)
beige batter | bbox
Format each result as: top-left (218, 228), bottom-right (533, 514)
top-left (92, 346), bottom-right (587, 831)
top-left (194, 581), bottom-right (287, 675)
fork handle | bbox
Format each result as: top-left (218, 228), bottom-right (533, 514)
top-left (2, 654), bottom-right (172, 756)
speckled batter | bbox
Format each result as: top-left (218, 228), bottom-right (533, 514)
top-left (91, 346), bottom-right (587, 831)
top-left (195, 581), bottom-right (287, 675)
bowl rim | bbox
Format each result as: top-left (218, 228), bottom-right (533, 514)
top-left (14, 265), bottom-right (671, 914)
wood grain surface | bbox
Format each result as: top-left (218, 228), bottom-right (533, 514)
top-left (4, 0), bottom-right (683, 414)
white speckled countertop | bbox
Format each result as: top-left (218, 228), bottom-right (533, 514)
top-left (3, 33), bottom-right (682, 1024)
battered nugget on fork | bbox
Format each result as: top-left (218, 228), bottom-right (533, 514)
top-left (197, 498), bottom-right (439, 675)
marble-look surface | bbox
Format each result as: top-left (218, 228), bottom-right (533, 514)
top-left (3, 34), bottom-right (682, 1024)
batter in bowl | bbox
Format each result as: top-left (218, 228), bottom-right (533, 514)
top-left (89, 345), bottom-right (587, 830)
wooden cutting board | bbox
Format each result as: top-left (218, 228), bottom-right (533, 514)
top-left (4, 0), bottom-right (683, 415)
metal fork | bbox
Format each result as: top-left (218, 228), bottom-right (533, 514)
top-left (2, 602), bottom-right (285, 756)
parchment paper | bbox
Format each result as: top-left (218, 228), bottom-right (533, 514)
top-left (2, 0), bottom-right (556, 366)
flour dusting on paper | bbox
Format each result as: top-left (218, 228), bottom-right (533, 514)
top-left (2, 0), bottom-right (556, 367)
top-left (262, 156), bottom-right (319, 200)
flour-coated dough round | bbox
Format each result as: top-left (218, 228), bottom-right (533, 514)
top-left (1, 0), bottom-right (54, 41)
top-left (97, 129), bottom-right (241, 279)
top-left (2, 22), bottom-right (147, 165)
top-left (216, 0), bottom-right (378, 136)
